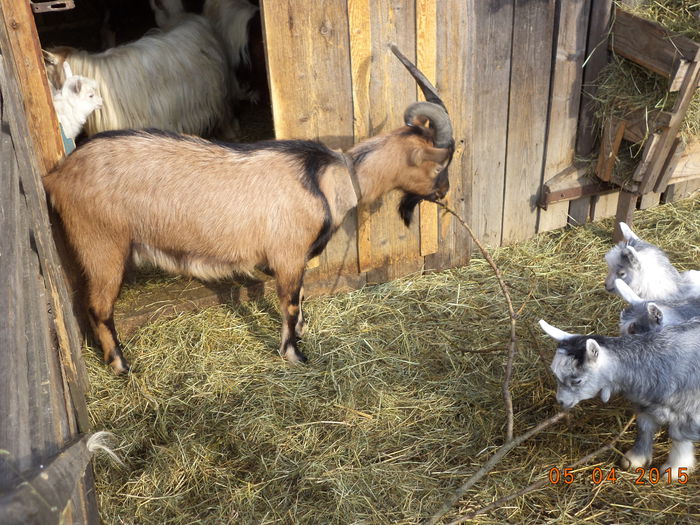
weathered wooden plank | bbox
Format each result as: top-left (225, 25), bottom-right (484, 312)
top-left (416, 0), bottom-right (439, 256)
top-left (466, 0), bottom-right (513, 247)
top-left (636, 61), bottom-right (700, 194)
top-left (622, 108), bottom-right (672, 144)
top-left (613, 190), bottom-right (638, 241)
top-left (596, 117), bottom-right (625, 182)
top-left (0, 11), bottom-right (90, 432)
top-left (541, 163), bottom-right (614, 205)
top-left (0, 435), bottom-right (95, 525)
top-left (261, 0), bottom-right (360, 287)
top-left (639, 190), bottom-right (661, 209)
top-left (348, 0), bottom-right (373, 272)
top-left (538, 0), bottom-right (591, 232)
top-left (568, 197), bottom-right (591, 225)
top-left (424, 0), bottom-right (471, 271)
top-left (576, 0), bottom-right (613, 157)
top-left (364, 0), bottom-right (423, 283)
top-left (611, 9), bottom-right (700, 85)
top-left (502, 0), bottom-right (555, 245)
top-left (668, 140), bottom-right (700, 182)
top-left (591, 191), bottom-right (620, 220)
top-left (0, 87), bottom-right (33, 491)
top-left (0, 0), bottom-right (63, 174)
top-left (654, 137), bottom-right (686, 192)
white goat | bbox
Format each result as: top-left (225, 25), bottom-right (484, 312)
top-left (51, 63), bottom-right (103, 141)
top-left (44, 14), bottom-right (231, 138)
top-left (604, 222), bottom-right (700, 300)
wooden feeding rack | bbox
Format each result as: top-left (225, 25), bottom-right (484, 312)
top-left (595, 9), bottom-right (700, 239)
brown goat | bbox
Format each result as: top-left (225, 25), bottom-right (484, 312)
top-left (44, 51), bottom-right (455, 374)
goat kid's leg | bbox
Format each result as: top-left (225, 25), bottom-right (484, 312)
top-left (295, 284), bottom-right (307, 338)
top-left (662, 429), bottom-right (695, 480)
top-left (621, 412), bottom-right (656, 469)
top-left (276, 272), bottom-right (307, 364)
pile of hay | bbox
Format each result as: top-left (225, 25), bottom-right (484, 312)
top-left (593, 0), bottom-right (700, 179)
top-left (87, 195), bottom-right (700, 524)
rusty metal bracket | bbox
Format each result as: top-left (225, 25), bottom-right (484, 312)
top-left (31, 1), bottom-right (75, 14)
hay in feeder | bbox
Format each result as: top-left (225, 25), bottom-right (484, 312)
top-left (592, 1), bottom-right (700, 180)
top-left (87, 194), bottom-right (700, 524)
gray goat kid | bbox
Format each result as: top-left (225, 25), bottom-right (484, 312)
top-left (615, 278), bottom-right (700, 335)
top-left (44, 46), bottom-right (454, 374)
top-left (604, 222), bottom-right (700, 300)
top-left (540, 318), bottom-right (700, 479)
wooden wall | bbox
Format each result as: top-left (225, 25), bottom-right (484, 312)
top-left (261, 0), bottom-right (617, 294)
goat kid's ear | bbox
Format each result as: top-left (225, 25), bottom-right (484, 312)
top-left (600, 387), bottom-right (612, 403)
top-left (619, 222), bottom-right (640, 241)
top-left (621, 246), bottom-right (640, 269)
top-left (647, 303), bottom-right (663, 325)
top-left (614, 278), bottom-right (642, 304)
top-left (62, 61), bottom-right (73, 79)
top-left (538, 320), bottom-right (574, 341)
top-left (67, 77), bottom-right (82, 95)
top-left (585, 339), bottom-right (600, 363)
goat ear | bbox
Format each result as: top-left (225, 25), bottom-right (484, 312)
top-left (619, 222), bottom-right (640, 241)
top-left (538, 320), bottom-right (574, 341)
top-left (42, 49), bottom-right (59, 65)
top-left (647, 303), bottom-right (663, 325)
top-left (585, 339), bottom-right (600, 362)
top-left (62, 61), bottom-right (73, 79)
top-left (422, 147), bottom-right (451, 164)
top-left (68, 77), bottom-right (82, 95)
top-left (600, 387), bottom-right (611, 403)
top-left (614, 278), bottom-right (641, 304)
top-left (409, 148), bottom-right (423, 166)
top-left (621, 246), bottom-right (640, 269)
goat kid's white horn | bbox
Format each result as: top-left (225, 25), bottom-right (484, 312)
top-left (619, 222), bottom-right (639, 241)
top-left (614, 278), bottom-right (642, 304)
top-left (538, 319), bottom-right (574, 341)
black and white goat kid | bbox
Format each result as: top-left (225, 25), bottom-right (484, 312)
top-left (540, 319), bottom-right (700, 479)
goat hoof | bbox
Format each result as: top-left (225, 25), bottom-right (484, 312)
top-left (295, 320), bottom-right (307, 338)
top-left (281, 344), bottom-right (307, 364)
top-left (108, 355), bottom-right (130, 375)
top-left (621, 450), bottom-right (651, 470)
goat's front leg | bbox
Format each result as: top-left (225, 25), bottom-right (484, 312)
top-left (621, 412), bottom-right (656, 469)
top-left (276, 270), bottom-right (307, 363)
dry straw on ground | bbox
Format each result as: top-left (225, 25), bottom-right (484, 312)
top-left (87, 194), bottom-right (700, 524)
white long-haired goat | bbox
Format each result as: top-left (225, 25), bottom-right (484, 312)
top-left (604, 222), bottom-right (700, 300)
top-left (44, 13), bottom-right (231, 138)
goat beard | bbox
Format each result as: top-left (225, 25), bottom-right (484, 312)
top-left (398, 192), bottom-right (428, 227)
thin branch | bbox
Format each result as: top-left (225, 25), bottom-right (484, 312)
top-left (445, 416), bottom-right (635, 524)
top-left (437, 203), bottom-right (518, 442)
top-left (423, 411), bottom-right (568, 525)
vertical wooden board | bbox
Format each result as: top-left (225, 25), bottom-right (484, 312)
top-left (591, 191), bottom-right (619, 220)
top-left (538, 0), bottom-right (591, 233)
top-left (0, 109), bottom-right (33, 490)
top-left (348, 0), bottom-right (373, 272)
top-left (262, 1), bottom-right (359, 285)
top-left (613, 190), bottom-right (638, 241)
top-left (502, 0), bottom-right (556, 245)
top-left (576, 0), bottom-right (613, 157)
top-left (567, 196), bottom-right (591, 225)
top-left (0, 0), bottom-right (63, 175)
top-left (467, 0), bottom-right (514, 248)
top-left (639, 191), bottom-right (662, 209)
top-left (365, 0), bottom-right (423, 283)
top-left (416, 0), bottom-right (439, 256)
top-left (425, 0), bottom-right (472, 271)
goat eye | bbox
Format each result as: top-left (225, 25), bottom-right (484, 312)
top-left (570, 378), bottom-right (582, 386)
top-left (628, 324), bottom-right (636, 335)
top-left (617, 270), bottom-right (626, 278)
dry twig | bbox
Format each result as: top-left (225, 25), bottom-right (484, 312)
top-left (437, 203), bottom-right (518, 442)
top-left (444, 416), bottom-right (635, 524)
top-left (423, 411), bottom-right (568, 525)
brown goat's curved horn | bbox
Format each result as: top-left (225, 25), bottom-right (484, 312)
top-left (390, 44), bottom-right (446, 110)
top-left (404, 102), bottom-right (453, 149)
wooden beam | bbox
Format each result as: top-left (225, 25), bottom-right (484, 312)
top-left (596, 117), bottom-right (626, 182)
top-left (621, 108), bottom-right (672, 143)
top-left (613, 190), bottom-right (638, 241)
top-left (653, 137), bottom-right (686, 193)
top-left (541, 164), bottom-right (615, 207)
top-left (0, 0), bottom-right (63, 175)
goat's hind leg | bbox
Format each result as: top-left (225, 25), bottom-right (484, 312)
top-left (276, 270), bottom-right (307, 363)
top-left (295, 284), bottom-right (307, 338)
top-left (662, 425), bottom-right (696, 480)
top-left (83, 241), bottom-right (130, 374)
